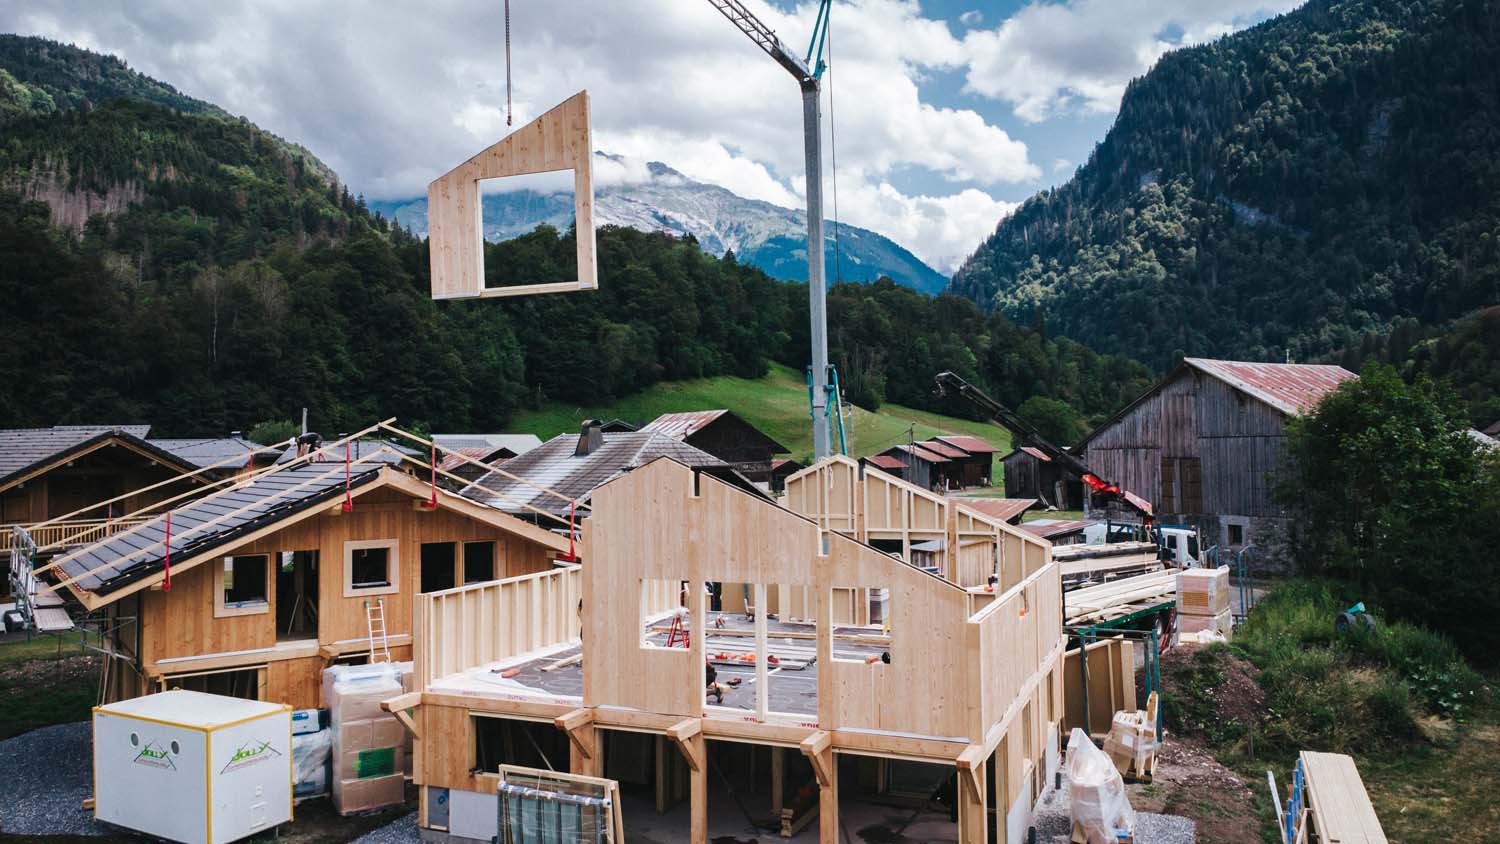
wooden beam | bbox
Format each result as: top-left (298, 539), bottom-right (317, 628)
top-left (800, 731), bottom-right (833, 787)
top-left (555, 707), bottom-right (596, 763)
top-left (555, 707), bottom-right (593, 733)
top-left (666, 717), bottom-right (704, 772)
top-left (956, 743), bottom-right (987, 805)
top-left (381, 693), bottom-right (423, 739)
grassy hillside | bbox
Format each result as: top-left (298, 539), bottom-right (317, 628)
top-left (508, 363), bottom-right (1013, 471)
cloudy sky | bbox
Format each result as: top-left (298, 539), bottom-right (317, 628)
top-left (1, 0), bottom-right (1299, 272)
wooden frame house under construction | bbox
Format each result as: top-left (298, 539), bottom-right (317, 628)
top-left (37, 431), bottom-right (575, 708)
top-left (388, 454), bottom-right (1065, 844)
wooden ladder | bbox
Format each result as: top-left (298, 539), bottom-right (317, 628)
top-left (365, 598), bottom-right (391, 663)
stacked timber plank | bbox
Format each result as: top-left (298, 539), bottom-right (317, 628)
top-left (1299, 751), bottom-right (1388, 844)
top-left (1176, 566), bottom-right (1231, 642)
top-left (1065, 571), bottom-right (1176, 626)
top-left (1054, 541), bottom-right (1163, 588)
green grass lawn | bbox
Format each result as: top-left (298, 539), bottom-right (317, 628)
top-left (509, 363), bottom-right (1012, 471)
top-left (0, 630), bottom-right (101, 740)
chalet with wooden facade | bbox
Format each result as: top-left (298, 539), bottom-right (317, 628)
top-left (1075, 358), bottom-right (1354, 558)
top-left (45, 451), bottom-right (571, 708)
top-left (639, 410), bottom-right (788, 485)
top-left (393, 455), bottom-right (1063, 844)
top-left (1, 426), bottom-right (216, 569)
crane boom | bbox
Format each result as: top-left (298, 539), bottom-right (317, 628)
top-left (704, 0), bottom-right (812, 79)
top-left (706, 0), bottom-right (835, 460)
top-left (933, 371), bottom-right (1154, 520)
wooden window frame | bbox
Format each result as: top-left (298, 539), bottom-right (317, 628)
top-left (344, 539), bottom-right (400, 598)
top-left (214, 554), bottom-right (270, 618)
top-left (462, 540), bottom-right (497, 585)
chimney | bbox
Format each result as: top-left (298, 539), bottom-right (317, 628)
top-left (575, 419), bottom-right (604, 456)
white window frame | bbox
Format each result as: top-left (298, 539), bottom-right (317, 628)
top-left (344, 539), bottom-right (400, 598)
top-left (214, 554), bottom-right (271, 618)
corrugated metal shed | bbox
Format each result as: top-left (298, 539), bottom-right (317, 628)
top-left (463, 431), bottom-right (730, 518)
top-left (863, 455), bottom-right (906, 472)
top-left (951, 497), bottom-right (1037, 523)
top-left (934, 435), bottom-right (1000, 455)
top-left (1018, 519), bottom-right (1094, 540)
top-left (52, 463), bottom-right (383, 596)
top-left (1182, 358), bottom-right (1354, 416)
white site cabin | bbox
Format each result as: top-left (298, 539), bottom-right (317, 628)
top-left (93, 690), bottom-right (293, 844)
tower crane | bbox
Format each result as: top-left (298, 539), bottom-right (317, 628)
top-left (705, 0), bottom-right (836, 460)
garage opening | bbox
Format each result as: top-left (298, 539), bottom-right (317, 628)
top-left (162, 666), bottom-right (261, 700)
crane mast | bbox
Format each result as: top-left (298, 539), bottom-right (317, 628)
top-left (706, 0), bottom-right (835, 460)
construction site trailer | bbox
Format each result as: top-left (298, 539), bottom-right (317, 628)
top-left (93, 690), bottom-right (293, 844)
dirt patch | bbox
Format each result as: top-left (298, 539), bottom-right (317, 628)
top-left (1127, 734), bottom-right (1264, 844)
top-left (1161, 644), bottom-right (1266, 749)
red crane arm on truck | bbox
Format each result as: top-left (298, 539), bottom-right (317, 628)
top-left (932, 371), bottom-right (1154, 522)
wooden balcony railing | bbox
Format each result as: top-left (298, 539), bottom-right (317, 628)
top-left (1, 517), bottom-right (152, 555)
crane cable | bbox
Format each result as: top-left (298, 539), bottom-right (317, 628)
top-left (505, 0), bottom-right (513, 126)
top-left (827, 4), bottom-right (843, 286)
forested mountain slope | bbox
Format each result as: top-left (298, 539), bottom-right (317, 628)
top-left (948, 0), bottom-right (1500, 370)
top-left (0, 34), bottom-right (1150, 438)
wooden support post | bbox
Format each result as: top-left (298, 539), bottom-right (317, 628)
top-left (957, 745), bottom-right (988, 844)
top-left (755, 583), bottom-right (769, 720)
top-left (381, 692), bottom-right (423, 739)
top-left (800, 731), bottom-right (836, 844)
top-left (666, 721), bottom-right (708, 844)
top-left (771, 745), bottom-right (786, 816)
top-left (555, 708), bottom-right (598, 776)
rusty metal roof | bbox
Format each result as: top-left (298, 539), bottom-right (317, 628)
top-left (952, 498), bottom-right (1037, 522)
top-left (1001, 446), bottom-right (1052, 463)
top-left (1183, 358), bottom-right (1355, 416)
top-left (918, 440), bottom-right (969, 459)
top-left (934, 435), bottom-right (1000, 455)
top-left (439, 446), bottom-right (504, 473)
top-left (885, 443), bottom-right (951, 464)
top-left (1018, 519), bottom-right (1093, 539)
top-left (639, 410), bottom-right (729, 439)
top-left (862, 455), bottom-right (907, 471)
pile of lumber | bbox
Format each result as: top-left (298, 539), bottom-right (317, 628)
top-left (1176, 566), bottom-right (1231, 642)
top-left (1055, 541), bottom-right (1163, 588)
top-left (1065, 571), bottom-right (1176, 626)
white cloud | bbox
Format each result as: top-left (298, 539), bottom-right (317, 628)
top-left (0, 0), bottom-right (1288, 270)
top-left (961, 0), bottom-right (1301, 122)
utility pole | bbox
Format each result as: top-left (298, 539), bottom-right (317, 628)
top-left (706, 0), bottom-right (834, 460)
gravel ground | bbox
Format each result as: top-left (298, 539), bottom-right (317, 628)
top-left (0, 721), bottom-right (112, 837)
top-left (351, 810), bottom-right (419, 844)
top-left (1032, 766), bottom-right (1196, 844)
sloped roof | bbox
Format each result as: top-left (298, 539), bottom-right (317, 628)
top-left (862, 455), bottom-right (907, 471)
top-left (0, 425), bottom-right (202, 490)
top-left (433, 434), bottom-right (542, 455)
top-left (952, 497), bottom-right (1037, 523)
top-left (1182, 358), bottom-right (1355, 416)
top-left (1001, 446), bottom-right (1052, 463)
top-left (1468, 428), bottom-right (1499, 451)
top-left (1484, 420), bottom-right (1500, 437)
top-left (53, 462), bottom-right (384, 598)
top-left (1018, 519), bottom-right (1093, 539)
top-left (439, 446), bottom-right (506, 473)
top-left (464, 431), bottom-right (730, 518)
top-left (884, 443), bottom-right (951, 464)
top-left (148, 437), bottom-right (279, 470)
top-left (934, 435), bottom-right (1000, 455)
top-left (918, 440), bottom-right (969, 459)
top-left (640, 410), bottom-right (789, 454)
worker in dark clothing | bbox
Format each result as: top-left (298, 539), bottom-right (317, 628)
top-left (706, 661), bottom-right (724, 703)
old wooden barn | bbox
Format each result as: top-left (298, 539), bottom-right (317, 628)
top-left (1074, 358), bottom-right (1354, 556)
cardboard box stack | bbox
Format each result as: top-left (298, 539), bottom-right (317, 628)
top-left (1176, 565), bottom-right (1231, 642)
top-left (325, 664), bottom-right (405, 814)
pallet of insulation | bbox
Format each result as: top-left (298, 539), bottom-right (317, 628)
top-left (1175, 566), bottom-right (1230, 616)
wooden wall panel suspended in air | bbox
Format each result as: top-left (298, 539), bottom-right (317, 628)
top-left (428, 91), bottom-right (596, 300)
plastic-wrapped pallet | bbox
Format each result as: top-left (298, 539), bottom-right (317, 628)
top-left (292, 727), bottom-right (332, 798)
top-left (326, 663), bottom-right (405, 814)
top-left (1176, 566), bottom-right (1230, 616)
top-left (1066, 728), bottom-right (1134, 844)
top-left (1102, 711), bottom-right (1154, 776)
top-left (1178, 607), bottom-right (1232, 639)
